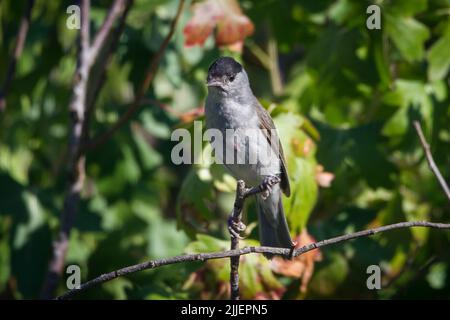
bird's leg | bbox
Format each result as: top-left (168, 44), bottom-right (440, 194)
top-left (260, 175), bottom-right (281, 200)
top-left (228, 216), bottom-right (246, 240)
top-left (228, 180), bottom-right (248, 240)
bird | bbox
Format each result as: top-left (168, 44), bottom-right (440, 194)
top-left (204, 56), bottom-right (294, 257)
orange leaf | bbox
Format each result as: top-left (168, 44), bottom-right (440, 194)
top-left (271, 230), bottom-right (323, 293)
top-left (183, 0), bottom-right (254, 47)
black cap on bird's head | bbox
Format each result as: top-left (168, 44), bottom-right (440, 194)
top-left (206, 57), bottom-right (244, 89)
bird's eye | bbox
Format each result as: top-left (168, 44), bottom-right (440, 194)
top-left (229, 75), bottom-right (235, 82)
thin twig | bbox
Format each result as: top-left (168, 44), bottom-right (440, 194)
top-left (0, 0), bottom-right (35, 112)
top-left (85, 0), bottom-right (185, 150)
top-left (57, 220), bottom-right (450, 299)
top-left (413, 121), bottom-right (450, 201)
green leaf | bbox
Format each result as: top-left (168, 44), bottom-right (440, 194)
top-left (140, 110), bottom-right (171, 139)
top-left (428, 80), bottom-right (447, 102)
top-left (176, 167), bottom-right (216, 237)
top-left (66, 229), bottom-right (95, 265)
top-left (0, 146), bottom-right (33, 185)
top-left (386, 0), bottom-right (427, 16)
top-left (426, 263), bottom-right (447, 290)
top-left (310, 252), bottom-right (349, 296)
top-left (284, 158), bottom-right (318, 233)
top-left (132, 124), bottom-right (163, 170)
top-left (185, 234), bottom-right (229, 253)
top-left (382, 80), bottom-right (433, 136)
top-left (240, 255), bottom-right (263, 297)
top-left (385, 14), bottom-right (429, 62)
top-left (382, 104), bottom-right (409, 136)
top-left (119, 145), bottom-right (141, 183)
top-left (102, 277), bottom-right (133, 300)
top-left (373, 34), bottom-right (391, 88)
top-left (427, 29), bottom-right (450, 81)
top-left (11, 192), bottom-right (51, 298)
top-left (0, 221), bottom-right (11, 293)
top-left (273, 113), bottom-right (319, 232)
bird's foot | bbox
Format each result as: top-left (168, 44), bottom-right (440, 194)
top-left (228, 216), bottom-right (246, 240)
top-left (260, 175), bottom-right (281, 200)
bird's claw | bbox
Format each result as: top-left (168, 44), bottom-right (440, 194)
top-left (228, 216), bottom-right (246, 240)
top-left (289, 241), bottom-right (297, 260)
top-left (260, 175), bottom-right (280, 200)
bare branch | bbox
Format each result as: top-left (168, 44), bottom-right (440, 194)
top-left (229, 181), bottom-right (246, 300)
top-left (85, 0), bottom-right (185, 150)
top-left (88, 0), bottom-right (129, 67)
top-left (40, 0), bottom-right (91, 299)
top-left (40, 0), bottom-right (134, 299)
top-left (226, 179), bottom-right (279, 300)
top-left (413, 121), bottom-right (450, 201)
top-left (0, 0), bottom-right (35, 112)
top-left (57, 220), bottom-right (450, 299)
top-left (84, 0), bottom-right (133, 139)
top-left (38, 0), bottom-right (136, 299)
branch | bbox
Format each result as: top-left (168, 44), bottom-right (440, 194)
top-left (40, 0), bottom-right (91, 299)
top-left (84, 0), bottom-right (133, 138)
top-left (41, 0), bottom-right (133, 299)
top-left (88, 0), bottom-right (129, 67)
top-left (267, 35), bottom-right (283, 96)
top-left (229, 181), bottom-right (247, 300)
top-left (413, 121), bottom-right (450, 201)
top-left (227, 179), bottom-right (279, 299)
top-left (0, 0), bottom-right (35, 112)
top-left (57, 219), bottom-right (450, 299)
top-left (85, 0), bottom-right (185, 150)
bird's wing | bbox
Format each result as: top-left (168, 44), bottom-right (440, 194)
top-left (254, 100), bottom-right (291, 197)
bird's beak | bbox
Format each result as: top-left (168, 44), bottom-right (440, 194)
top-left (206, 79), bottom-right (222, 87)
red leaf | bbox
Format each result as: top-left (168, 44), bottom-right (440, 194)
top-left (183, 0), bottom-right (254, 48)
top-left (254, 287), bottom-right (285, 300)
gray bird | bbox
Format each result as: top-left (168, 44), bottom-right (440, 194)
top-left (205, 56), bottom-right (294, 256)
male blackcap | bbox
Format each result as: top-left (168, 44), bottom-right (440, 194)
top-left (205, 57), bottom-right (294, 257)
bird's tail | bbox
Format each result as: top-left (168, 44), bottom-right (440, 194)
top-left (256, 189), bottom-right (293, 259)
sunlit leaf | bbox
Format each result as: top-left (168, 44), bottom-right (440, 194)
top-left (385, 14), bottom-right (429, 62)
top-left (428, 27), bottom-right (450, 81)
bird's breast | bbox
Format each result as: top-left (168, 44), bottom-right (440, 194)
top-left (205, 97), bottom-right (280, 185)
top-left (206, 99), bottom-right (258, 130)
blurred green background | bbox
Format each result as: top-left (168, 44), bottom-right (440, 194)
top-left (0, 0), bottom-right (449, 299)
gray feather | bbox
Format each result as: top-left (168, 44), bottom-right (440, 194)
top-left (256, 185), bottom-right (294, 259)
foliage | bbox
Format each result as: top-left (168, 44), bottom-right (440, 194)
top-left (0, 0), bottom-right (449, 300)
